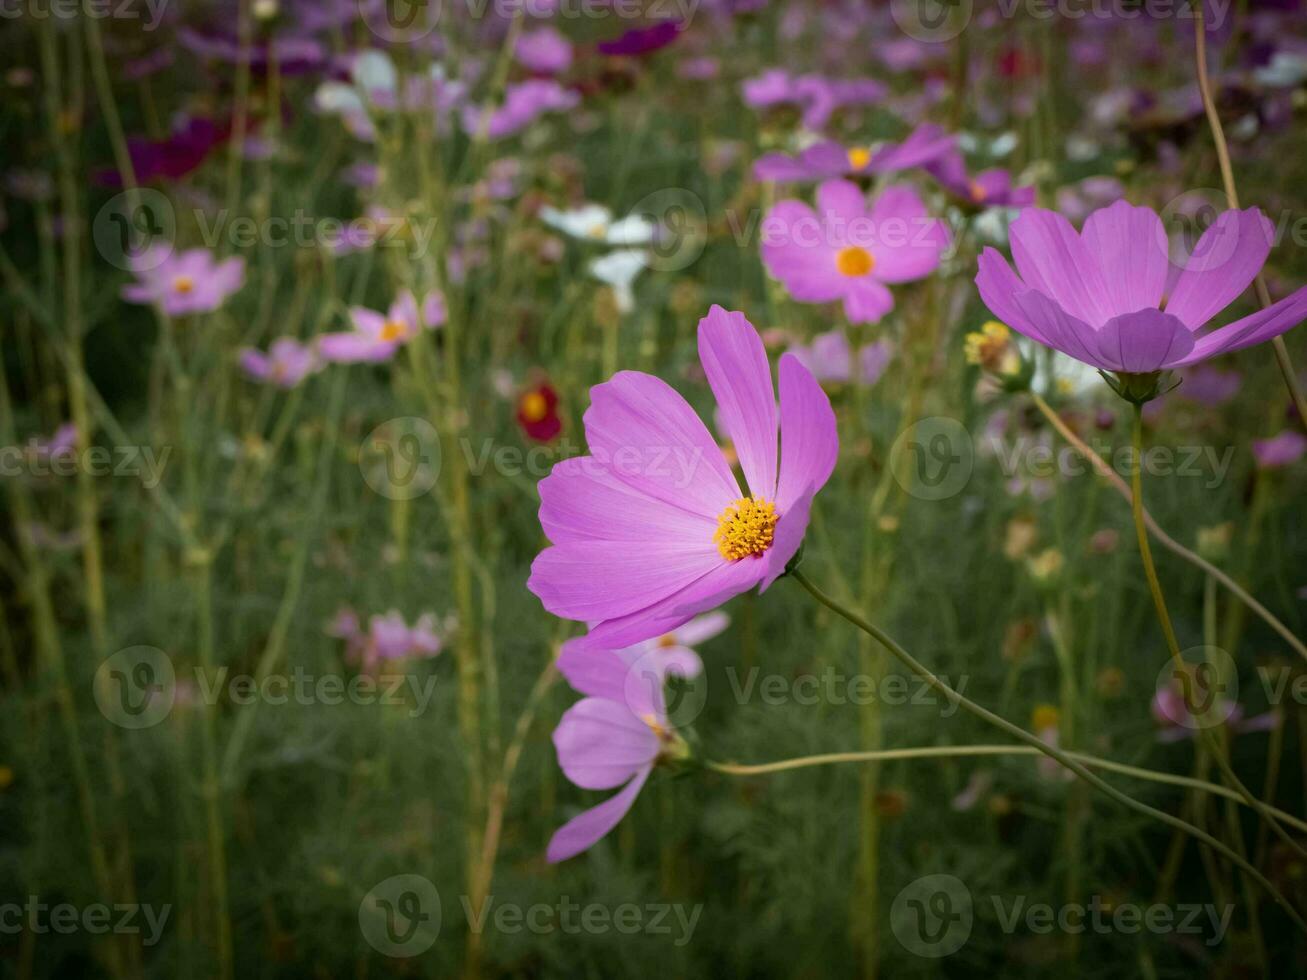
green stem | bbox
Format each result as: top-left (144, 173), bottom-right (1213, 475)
top-left (707, 746), bottom-right (1307, 834)
top-left (789, 566), bottom-right (1306, 931)
top-left (1129, 406), bottom-right (1307, 867)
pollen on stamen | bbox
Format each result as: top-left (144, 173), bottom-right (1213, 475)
top-left (835, 245), bottom-right (875, 277)
top-left (379, 320), bottom-right (407, 342)
top-left (713, 496), bottom-right (778, 561)
top-left (847, 146), bottom-right (872, 171)
top-left (172, 275), bottom-right (195, 295)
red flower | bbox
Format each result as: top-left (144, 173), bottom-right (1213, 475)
top-left (516, 383), bottom-right (562, 442)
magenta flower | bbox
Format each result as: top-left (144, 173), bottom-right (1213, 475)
top-left (1253, 430), bottom-right (1307, 468)
top-left (976, 201), bottom-right (1307, 396)
top-left (761, 180), bottom-right (951, 324)
top-left (461, 79), bottom-right (579, 140)
top-left (515, 26), bottom-right (572, 74)
top-left (926, 150), bottom-right (1035, 208)
top-left (1152, 682), bottom-right (1279, 742)
top-left (596, 20), bottom-right (682, 57)
top-left (740, 70), bottom-right (886, 130)
top-left (547, 639), bottom-right (701, 862)
top-left (753, 124), bottom-right (955, 183)
top-left (328, 606), bottom-right (447, 672)
top-left (318, 291), bottom-right (446, 364)
top-left (122, 247), bottom-right (245, 316)
top-left (789, 330), bottom-right (892, 386)
top-left (239, 338), bottom-right (320, 388)
top-left (528, 306), bottom-right (838, 653)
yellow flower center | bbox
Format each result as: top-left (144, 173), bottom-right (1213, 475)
top-left (379, 319), bottom-right (408, 342)
top-left (1031, 704), bottom-right (1061, 732)
top-left (968, 180), bottom-right (987, 203)
top-left (588, 224), bottom-right (609, 240)
top-left (172, 275), bottom-right (195, 294)
top-left (713, 496), bottom-right (778, 561)
top-left (847, 146), bottom-right (872, 171)
top-left (519, 391), bottom-right (548, 423)
top-left (964, 320), bottom-right (1011, 369)
top-left (835, 245), bottom-right (875, 277)
top-left (656, 634), bottom-right (678, 648)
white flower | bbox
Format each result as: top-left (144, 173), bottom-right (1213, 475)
top-left (588, 249), bottom-right (649, 314)
top-left (540, 204), bottom-right (655, 246)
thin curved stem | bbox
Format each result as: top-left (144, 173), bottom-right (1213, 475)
top-left (1191, 0), bottom-right (1307, 428)
top-left (1030, 393), bottom-right (1307, 663)
top-left (789, 567), bottom-right (1306, 932)
top-left (1129, 407), bottom-right (1307, 864)
top-left (706, 746), bottom-right (1307, 836)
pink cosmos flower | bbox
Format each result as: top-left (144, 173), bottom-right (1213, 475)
top-left (239, 338), bottom-right (320, 388)
top-left (122, 247), bottom-right (245, 316)
top-left (528, 306), bottom-right (838, 654)
top-left (788, 330), bottom-right (892, 386)
top-left (740, 70), bottom-right (886, 130)
top-left (318, 291), bottom-right (446, 363)
top-left (1151, 682), bottom-right (1279, 743)
top-left (547, 638), bottom-right (702, 862)
top-left (515, 26), bottom-right (572, 74)
top-left (1253, 430), bottom-right (1307, 468)
top-left (753, 124), bottom-right (955, 183)
top-left (328, 606), bottom-right (447, 672)
top-left (761, 180), bottom-right (951, 324)
top-left (977, 202), bottom-right (1307, 394)
top-left (461, 79), bottom-right (579, 140)
top-left (925, 150), bottom-right (1035, 208)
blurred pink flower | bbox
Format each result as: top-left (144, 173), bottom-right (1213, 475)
top-left (123, 247), bottom-right (245, 316)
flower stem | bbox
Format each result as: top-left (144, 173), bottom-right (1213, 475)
top-left (1030, 393), bottom-right (1307, 663)
top-left (1191, 0), bottom-right (1307, 428)
top-left (707, 746), bottom-right (1307, 834)
top-left (1129, 405), bottom-right (1307, 866)
top-left (789, 566), bottom-right (1306, 931)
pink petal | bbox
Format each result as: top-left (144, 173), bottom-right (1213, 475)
top-left (697, 306), bottom-right (778, 500)
top-left (1177, 285), bottom-right (1307, 365)
top-left (546, 766), bottom-right (650, 863)
top-left (669, 611), bottom-right (730, 646)
top-left (842, 279), bottom-right (894, 324)
top-left (1165, 208), bottom-right (1273, 329)
top-left (1094, 309), bottom-right (1195, 373)
top-left (553, 698), bottom-right (658, 789)
top-left (774, 353), bottom-right (838, 513)
top-left (1081, 201), bottom-right (1169, 320)
top-left (539, 457), bottom-right (718, 545)
top-left (568, 558), bottom-right (767, 654)
top-left (759, 489), bottom-right (814, 591)
top-left (815, 179), bottom-right (867, 232)
top-left (582, 370), bottom-right (741, 518)
top-left (349, 307), bottom-right (389, 339)
top-left (975, 248), bottom-right (1053, 346)
top-left (1010, 208), bottom-right (1112, 326)
top-left (317, 332), bottom-right (397, 363)
top-left (1009, 289), bottom-right (1109, 369)
top-left (528, 539), bottom-right (722, 623)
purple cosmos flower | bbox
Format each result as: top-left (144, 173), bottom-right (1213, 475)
top-left (547, 638), bottom-right (701, 862)
top-left (596, 21), bottom-right (682, 57)
top-left (788, 330), bottom-right (892, 386)
top-left (741, 70), bottom-right (886, 130)
top-left (461, 79), bottom-right (579, 140)
top-left (515, 26), bottom-right (573, 74)
top-left (123, 247), bottom-right (245, 316)
top-left (239, 338), bottom-right (320, 388)
top-left (1176, 365), bottom-right (1242, 406)
top-left (753, 124), bottom-right (956, 184)
top-left (318, 291), bottom-right (446, 364)
top-left (976, 201), bottom-right (1307, 396)
top-left (528, 306), bottom-right (838, 653)
top-left (925, 150), bottom-right (1035, 208)
top-left (329, 607), bottom-right (447, 672)
top-left (1152, 681), bottom-right (1279, 742)
top-left (18, 423), bottom-right (77, 466)
top-left (1253, 430), bottom-right (1307, 468)
top-left (94, 116), bottom-right (227, 187)
top-left (761, 180), bottom-right (951, 324)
